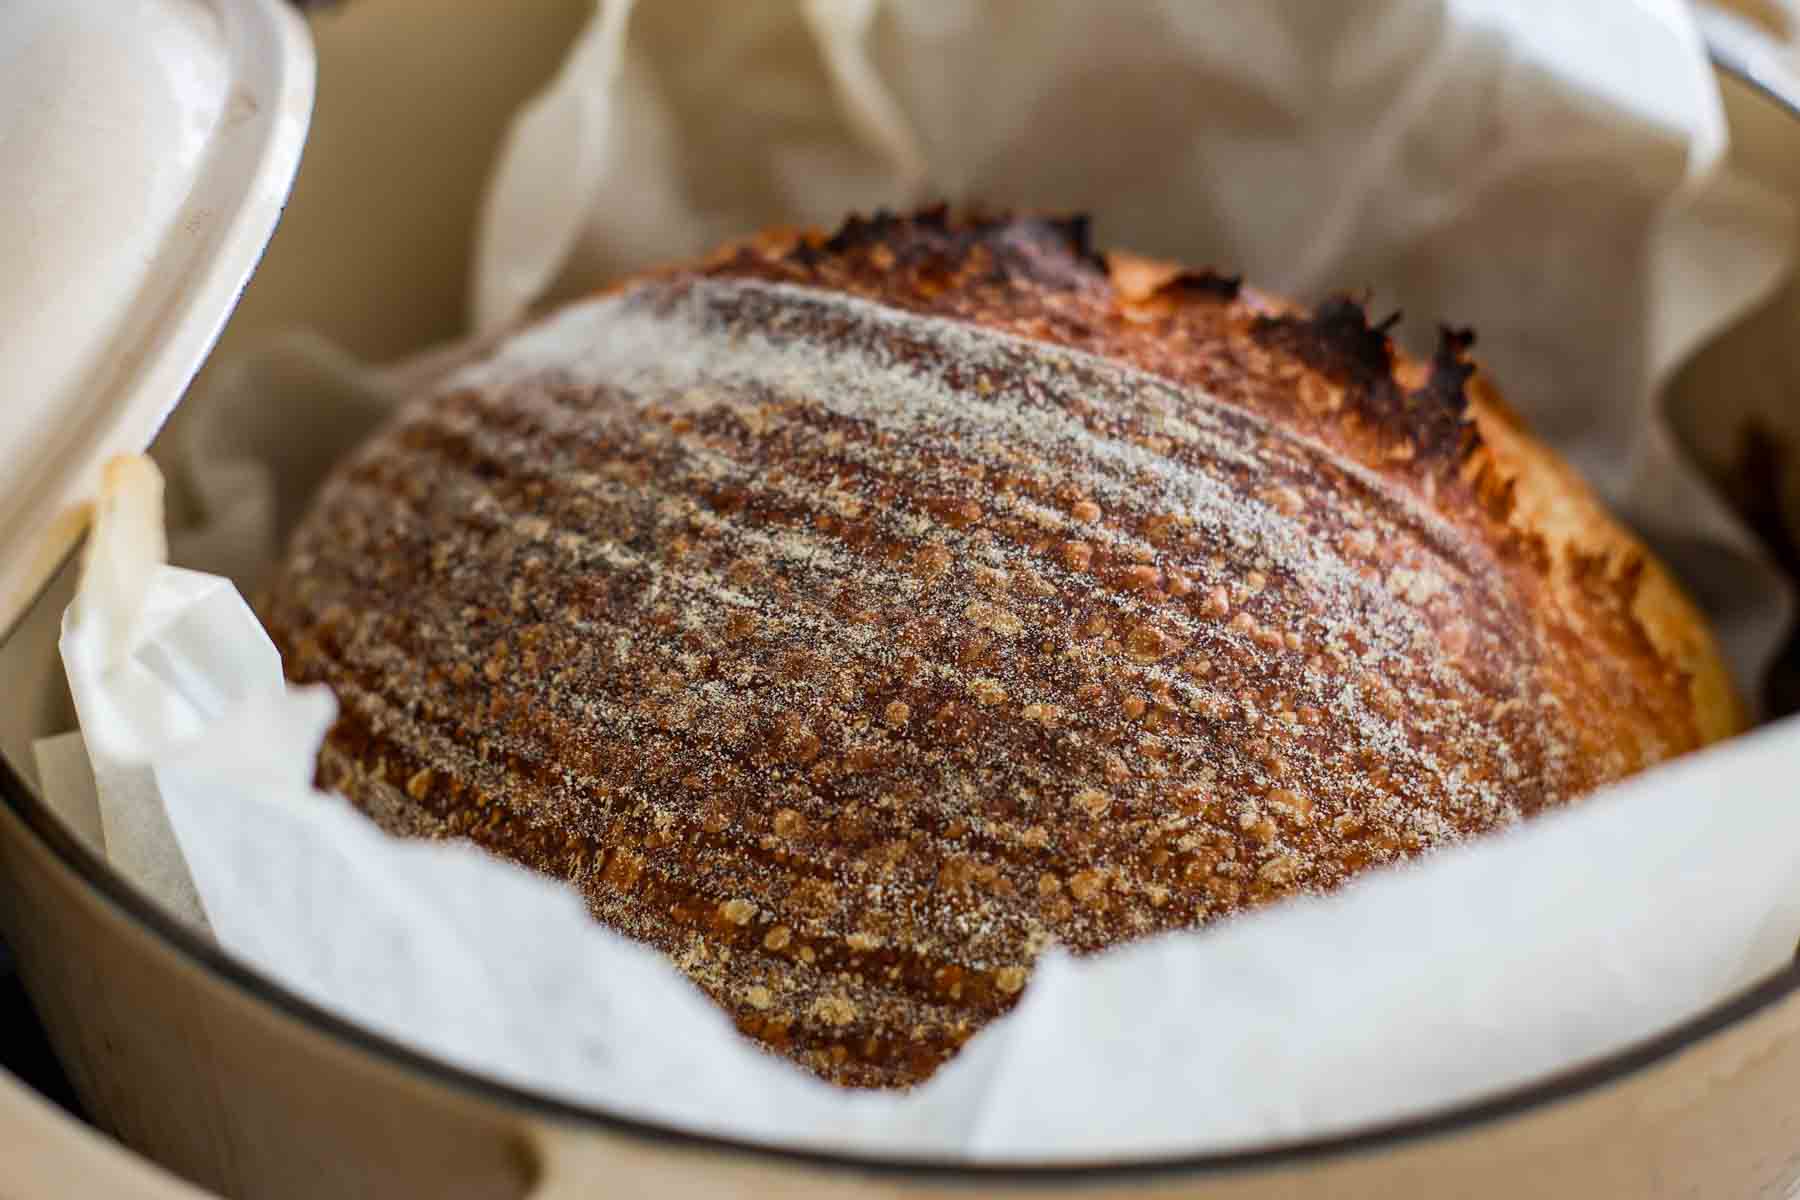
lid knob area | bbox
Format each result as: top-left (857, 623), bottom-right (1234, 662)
top-left (0, 0), bottom-right (313, 639)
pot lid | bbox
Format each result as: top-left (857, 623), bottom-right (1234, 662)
top-left (0, 0), bottom-right (313, 638)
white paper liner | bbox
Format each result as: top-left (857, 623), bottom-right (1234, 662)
top-left (41, 0), bottom-right (1800, 1162)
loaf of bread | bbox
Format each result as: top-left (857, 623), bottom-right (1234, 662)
top-left (264, 210), bottom-right (1740, 1088)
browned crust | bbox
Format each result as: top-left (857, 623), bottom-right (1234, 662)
top-left (265, 209), bottom-right (1740, 1092)
top-left (706, 210), bottom-right (1740, 745)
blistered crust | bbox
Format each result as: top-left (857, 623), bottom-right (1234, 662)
top-left (265, 211), bottom-right (1739, 1089)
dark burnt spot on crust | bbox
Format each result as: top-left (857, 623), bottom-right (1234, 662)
top-left (1040, 213), bottom-right (1106, 271)
top-left (819, 207), bottom-right (910, 255)
top-left (784, 237), bottom-right (825, 269)
top-left (1252, 296), bottom-right (1396, 392)
top-left (780, 207), bottom-right (1109, 291)
top-left (1418, 326), bottom-right (1478, 421)
top-left (1148, 267), bottom-right (1242, 302)
top-left (1252, 298), bottom-right (1480, 469)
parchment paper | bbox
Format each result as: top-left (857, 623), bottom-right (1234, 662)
top-left (44, 0), bottom-right (1800, 1160)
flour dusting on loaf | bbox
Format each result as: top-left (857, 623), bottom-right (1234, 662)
top-left (265, 211), bottom-right (1737, 1088)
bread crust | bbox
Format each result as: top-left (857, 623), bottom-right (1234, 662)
top-left (265, 210), bottom-right (1740, 1088)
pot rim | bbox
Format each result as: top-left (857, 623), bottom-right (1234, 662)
top-left (8, 742), bottom-right (1800, 1182)
top-left (6, 43), bottom-right (1799, 1190)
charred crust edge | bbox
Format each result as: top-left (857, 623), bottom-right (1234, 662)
top-left (1418, 324), bottom-right (1478, 420)
top-left (724, 209), bottom-right (1484, 473)
top-left (1149, 267), bottom-right (1242, 302)
top-left (1251, 298), bottom-right (1481, 468)
top-left (775, 206), bottom-right (1110, 289)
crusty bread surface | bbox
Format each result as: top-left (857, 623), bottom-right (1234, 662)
top-left (264, 211), bottom-right (1740, 1088)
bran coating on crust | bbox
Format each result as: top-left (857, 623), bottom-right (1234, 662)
top-left (265, 210), bottom-right (1740, 1089)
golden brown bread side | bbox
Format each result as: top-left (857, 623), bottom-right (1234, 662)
top-left (263, 210), bottom-right (1741, 1089)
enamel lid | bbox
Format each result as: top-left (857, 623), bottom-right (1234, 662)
top-left (0, 0), bottom-right (313, 637)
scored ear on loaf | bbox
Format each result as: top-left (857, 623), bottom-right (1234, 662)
top-left (263, 209), bottom-right (1740, 1089)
